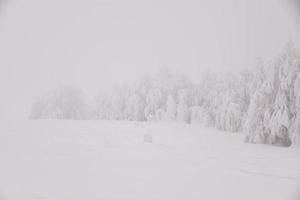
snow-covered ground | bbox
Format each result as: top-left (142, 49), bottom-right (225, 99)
top-left (0, 120), bottom-right (299, 200)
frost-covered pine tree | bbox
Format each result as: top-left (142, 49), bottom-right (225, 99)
top-left (216, 91), bottom-right (243, 132)
top-left (244, 79), bottom-right (273, 144)
top-left (144, 88), bottom-right (162, 121)
top-left (126, 94), bottom-right (145, 121)
top-left (251, 58), bottom-right (266, 95)
top-left (29, 85), bottom-right (87, 120)
top-left (176, 89), bottom-right (190, 123)
top-left (268, 91), bottom-right (291, 146)
top-left (266, 42), bottom-right (300, 146)
top-left (165, 95), bottom-right (176, 121)
top-left (190, 106), bottom-right (204, 124)
top-left (245, 41), bottom-right (300, 146)
top-left (197, 71), bottom-right (218, 127)
top-left (294, 69), bottom-right (300, 145)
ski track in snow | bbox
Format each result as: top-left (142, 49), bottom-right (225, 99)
top-left (0, 120), bottom-right (300, 200)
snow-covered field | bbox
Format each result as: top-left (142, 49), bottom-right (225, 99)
top-left (0, 120), bottom-right (299, 200)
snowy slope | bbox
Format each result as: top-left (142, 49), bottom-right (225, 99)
top-left (0, 120), bottom-right (299, 200)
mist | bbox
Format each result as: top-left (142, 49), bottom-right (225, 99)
top-left (0, 0), bottom-right (299, 119)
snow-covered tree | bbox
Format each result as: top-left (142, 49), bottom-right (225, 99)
top-left (29, 85), bottom-right (87, 120)
top-left (165, 95), bottom-right (176, 121)
top-left (266, 42), bottom-right (299, 146)
top-left (144, 88), bottom-right (162, 121)
top-left (294, 69), bottom-right (300, 145)
top-left (244, 41), bottom-right (299, 146)
top-left (177, 89), bottom-right (191, 123)
top-left (126, 94), bottom-right (146, 121)
top-left (244, 79), bottom-right (273, 144)
top-left (190, 106), bottom-right (204, 124)
top-left (216, 91), bottom-right (243, 132)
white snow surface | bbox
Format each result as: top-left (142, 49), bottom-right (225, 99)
top-left (0, 120), bottom-right (300, 200)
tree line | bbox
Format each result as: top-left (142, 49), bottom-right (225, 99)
top-left (30, 41), bottom-right (300, 147)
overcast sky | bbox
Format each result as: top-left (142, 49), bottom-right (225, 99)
top-left (0, 0), bottom-right (299, 119)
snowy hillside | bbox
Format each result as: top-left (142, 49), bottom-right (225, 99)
top-left (0, 120), bottom-right (299, 200)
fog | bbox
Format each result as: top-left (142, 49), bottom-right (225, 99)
top-left (0, 0), bottom-right (299, 119)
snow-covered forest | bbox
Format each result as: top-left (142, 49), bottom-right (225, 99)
top-left (29, 41), bottom-right (300, 147)
top-left (2, 0), bottom-right (300, 199)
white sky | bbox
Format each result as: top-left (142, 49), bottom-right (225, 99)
top-left (0, 0), bottom-right (299, 119)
